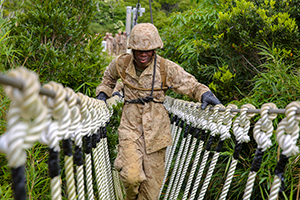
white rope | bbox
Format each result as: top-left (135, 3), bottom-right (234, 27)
top-left (169, 102), bottom-right (194, 199)
top-left (269, 101), bottom-right (300, 200)
top-left (160, 121), bottom-right (183, 197)
top-left (76, 165), bottom-right (85, 200)
top-left (165, 99), bottom-right (182, 167)
top-left (77, 94), bottom-right (94, 200)
top-left (0, 68), bottom-right (47, 200)
top-left (173, 104), bottom-right (199, 200)
top-left (189, 105), bottom-right (213, 200)
top-left (219, 103), bottom-right (256, 200)
top-left (0, 67), bottom-right (47, 167)
top-left (182, 136), bottom-right (204, 200)
top-left (89, 98), bottom-right (108, 200)
top-left (182, 102), bottom-right (206, 199)
top-left (165, 97), bottom-right (177, 163)
top-left (104, 135), bottom-right (115, 199)
top-left (169, 133), bottom-right (192, 199)
top-left (40, 81), bottom-right (72, 200)
top-left (163, 129), bottom-right (188, 199)
top-left (174, 133), bottom-right (197, 199)
top-left (63, 88), bottom-right (80, 200)
top-left (243, 103), bottom-right (277, 200)
top-left (198, 104), bottom-right (237, 200)
top-left (166, 119), bottom-right (178, 167)
top-left (198, 104), bottom-right (236, 200)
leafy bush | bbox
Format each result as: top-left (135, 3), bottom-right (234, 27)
top-left (6, 0), bottom-right (111, 96)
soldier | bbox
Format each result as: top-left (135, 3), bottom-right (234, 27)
top-left (121, 31), bottom-right (127, 53)
top-left (114, 33), bottom-right (119, 56)
top-left (115, 31), bottom-right (122, 55)
top-left (104, 32), bottom-right (114, 56)
top-left (96, 23), bottom-right (221, 200)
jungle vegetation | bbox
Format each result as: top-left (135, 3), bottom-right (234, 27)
top-left (0, 0), bottom-right (300, 199)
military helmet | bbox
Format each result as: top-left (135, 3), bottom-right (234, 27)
top-left (128, 23), bottom-right (163, 50)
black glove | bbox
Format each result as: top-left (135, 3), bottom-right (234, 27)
top-left (112, 91), bottom-right (122, 98)
top-left (97, 92), bottom-right (108, 103)
top-left (201, 91), bottom-right (221, 110)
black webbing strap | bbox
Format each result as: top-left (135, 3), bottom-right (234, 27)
top-left (125, 96), bottom-right (164, 105)
top-left (74, 146), bottom-right (83, 166)
top-left (48, 148), bottom-right (60, 178)
top-left (275, 154), bottom-right (289, 192)
top-left (11, 166), bottom-right (26, 200)
top-left (62, 139), bottom-right (73, 157)
top-left (250, 148), bottom-right (264, 172)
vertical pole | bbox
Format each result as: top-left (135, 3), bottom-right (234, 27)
top-left (126, 6), bottom-right (132, 35)
top-left (149, 0), bottom-right (153, 24)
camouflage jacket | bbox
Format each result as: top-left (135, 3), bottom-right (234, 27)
top-left (96, 53), bottom-right (210, 154)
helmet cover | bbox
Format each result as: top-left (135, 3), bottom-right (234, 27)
top-left (128, 23), bottom-right (163, 50)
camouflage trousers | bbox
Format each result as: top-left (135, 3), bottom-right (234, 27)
top-left (114, 134), bottom-right (166, 200)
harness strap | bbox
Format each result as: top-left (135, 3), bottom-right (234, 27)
top-left (116, 53), bottom-right (168, 91)
top-left (160, 57), bottom-right (166, 89)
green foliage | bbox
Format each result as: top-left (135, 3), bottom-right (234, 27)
top-left (106, 101), bottom-right (123, 165)
top-left (6, 0), bottom-right (110, 96)
top-left (238, 43), bottom-right (300, 108)
top-left (93, 0), bottom-right (126, 34)
top-left (209, 64), bottom-right (237, 101)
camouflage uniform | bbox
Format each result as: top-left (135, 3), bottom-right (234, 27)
top-left (104, 33), bottom-right (114, 56)
top-left (115, 32), bottom-right (122, 55)
top-left (121, 31), bottom-right (127, 53)
top-left (96, 23), bottom-right (210, 200)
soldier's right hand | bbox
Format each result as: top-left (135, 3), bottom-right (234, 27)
top-left (97, 92), bottom-right (108, 104)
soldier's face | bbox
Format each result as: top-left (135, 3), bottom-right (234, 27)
top-left (134, 50), bottom-right (154, 68)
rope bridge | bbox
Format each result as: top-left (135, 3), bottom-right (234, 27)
top-left (0, 67), bottom-right (299, 200)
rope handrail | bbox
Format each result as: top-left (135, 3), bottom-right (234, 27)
top-left (0, 67), bottom-right (125, 200)
top-left (1, 67), bottom-right (300, 200)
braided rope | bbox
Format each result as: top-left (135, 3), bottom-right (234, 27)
top-left (197, 104), bottom-right (228, 200)
top-left (169, 133), bottom-right (192, 199)
top-left (0, 67), bottom-right (47, 167)
top-left (89, 99), bottom-right (107, 200)
top-left (76, 165), bottom-right (85, 200)
top-left (0, 68), bottom-right (47, 200)
top-left (104, 136), bottom-right (115, 199)
top-left (160, 123), bottom-right (182, 197)
top-left (163, 133), bottom-right (187, 200)
top-left (72, 109), bottom-right (85, 200)
top-left (169, 103), bottom-right (194, 199)
top-left (112, 168), bottom-right (124, 200)
top-left (77, 93), bottom-right (94, 200)
top-left (174, 135), bottom-right (197, 199)
top-left (182, 139), bottom-right (204, 200)
top-left (219, 104), bottom-right (256, 200)
top-left (182, 102), bottom-right (206, 199)
top-left (166, 120), bottom-right (178, 167)
top-left (165, 97), bottom-right (177, 161)
top-left (198, 104), bottom-right (237, 200)
top-left (243, 103), bottom-right (277, 200)
top-left (269, 101), bottom-right (300, 200)
top-left (93, 140), bottom-right (107, 199)
top-left (41, 81), bottom-right (73, 200)
top-left (164, 99), bottom-right (181, 168)
top-left (173, 104), bottom-right (199, 199)
top-left (189, 105), bottom-right (213, 200)
top-left (63, 88), bottom-right (80, 200)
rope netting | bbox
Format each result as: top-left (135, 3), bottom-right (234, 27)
top-left (0, 67), bottom-right (125, 200)
top-left (0, 67), bottom-right (300, 200)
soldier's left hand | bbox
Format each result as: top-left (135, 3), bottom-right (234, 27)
top-left (201, 91), bottom-right (221, 110)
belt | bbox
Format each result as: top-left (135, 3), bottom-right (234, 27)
top-left (125, 96), bottom-right (163, 105)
